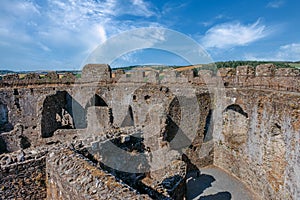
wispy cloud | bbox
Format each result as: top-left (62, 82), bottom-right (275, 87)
top-left (200, 14), bottom-right (231, 27)
top-left (130, 0), bottom-right (156, 17)
top-left (43, 0), bottom-right (158, 48)
top-left (37, 42), bottom-right (51, 52)
top-left (267, 0), bottom-right (285, 8)
top-left (111, 50), bottom-right (140, 67)
top-left (245, 43), bottom-right (300, 61)
top-left (0, 0), bottom-right (40, 42)
top-left (277, 43), bottom-right (300, 60)
top-left (1, 0), bottom-right (40, 16)
top-left (161, 1), bottom-right (187, 15)
top-left (0, 0), bottom-right (159, 70)
top-left (201, 19), bottom-right (272, 49)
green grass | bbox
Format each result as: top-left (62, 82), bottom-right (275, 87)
top-left (289, 63), bottom-right (300, 69)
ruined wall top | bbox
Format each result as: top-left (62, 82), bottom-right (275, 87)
top-left (215, 64), bottom-right (299, 78)
top-left (81, 64), bottom-right (112, 82)
top-left (0, 63), bottom-right (299, 92)
top-left (47, 148), bottom-right (151, 199)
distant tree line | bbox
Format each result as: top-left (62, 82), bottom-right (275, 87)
top-left (194, 60), bottom-right (297, 74)
top-left (213, 61), bottom-right (291, 69)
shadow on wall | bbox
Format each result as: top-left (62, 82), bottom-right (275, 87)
top-left (225, 104), bottom-right (248, 118)
top-left (85, 94), bottom-right (108, 108)
top-left (84, 94), bottom-right (111, 128)
top-left (203, 109), bottom-right (213, 142)
top-left (164, 97), bottom-right (181, 142)
top-left (0, 136), bottom-right (7, 154)
top-left (0, 102), bottom-right (13, 133)
top-left (41, 91), bottom-right (85, 138)
top-left (163, 97), bottom-right (194, 153)
top-left (121, 105), bottom-right (134, 127)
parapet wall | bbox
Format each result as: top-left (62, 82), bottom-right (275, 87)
top-left (0, 72), bottom-right (76, 87)
top-left (113, 64), bottom-right (300, 93)
top-left (1, 64), bottom-right (299, 93)
top-left (212, 64), bottom-right (300, 92)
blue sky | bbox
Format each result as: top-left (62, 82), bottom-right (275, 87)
top-left (0, 0), bottom-right (299, 71)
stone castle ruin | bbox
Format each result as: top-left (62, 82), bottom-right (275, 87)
top-left (0, 64), bottom-right (299, 199)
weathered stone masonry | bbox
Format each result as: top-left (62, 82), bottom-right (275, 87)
top-left (0, 63), bottom-right (299, 199)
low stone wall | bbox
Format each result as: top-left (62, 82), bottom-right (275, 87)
top-left (140, 159), bottom-right (186, 200)
top-left (86, 130), bottom-right (187, 199)
top-left (0, 153), bottom-right (47, 199)
top-left (46, 148), bottom-right (151, 200)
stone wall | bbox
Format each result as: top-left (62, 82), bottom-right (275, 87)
top-left (86, 107), bottom-right (112, 135)
top-left (47, 148), bottom-right (151, 200)
top-left (81, 64), bottom-right (112, 82)
top-left (215, 65), bottom-right (300, 92)
top-left (0, 73), bottom-right (75, 87)
top-left (0, 88), bottom-right (37, 130)
top-left (1, 124), bottom-right (31, 153)
top-left (213, 89), bottom-right (300, 200)
top-left (85, 130), bottom-right (187, 199)
top-left (0, 103), bottom-right (8, 128)
top-left (0, 149), bottom-right (48, 199)
top-left (1, 64), bottom-right (298, 92)
top-left (184, 92), bottom-right (214, 169)
top-left (0, 64), bottom-right (299, 199)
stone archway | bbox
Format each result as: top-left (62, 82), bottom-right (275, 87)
top-left (41, 91), bottom-right (84, 138)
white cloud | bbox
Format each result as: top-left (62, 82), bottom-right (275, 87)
top-left (0, 0), bottom-right (157, 44)
top-left (41, 0), bottom-right (161, 54)
top-left (161, 2), bottom-right (187, 15)
top-left (1, 0), bottom-right (40, 16)
top-left (245, 43), bottom-right (300, 61)
top-left (112, 50), bottom-right (140, 66)
top-left (267, 0), bottom-right (285, 8)
top-left (200, 14), bottom-right (231, 27)
top-left (0, 0), bottom-right (160, 69)
top-left (201, 19), bottom-right (271, 49)
top-left (97, 25), bottom-right (107, 43)
top-left (42, 0), bottom-right (157, 42)
top-left (277, 43), bottom-right (300, 60)
top-left (130, 0), bottom-right (155, 17)
top-left (0, 0), bottom-right (40, 43)
top-left (46, 0), bottom-right (155, 27)
top-left (46, 0), bottom-right (115, 31)
top-left (37, 42), bottom-right (51, 52)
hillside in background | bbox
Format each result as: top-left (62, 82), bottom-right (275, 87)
top-left (1, 61), bottom-right (299, 76)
